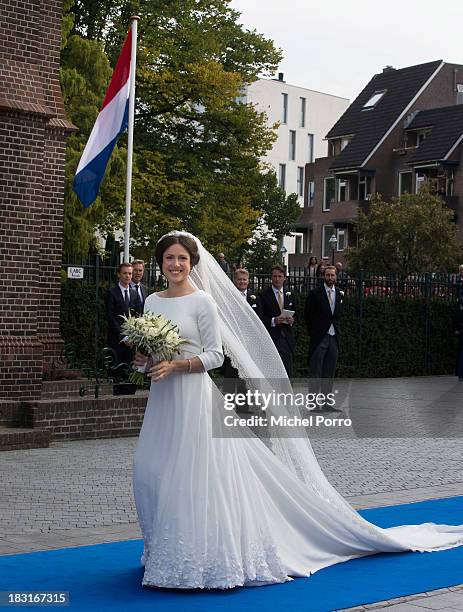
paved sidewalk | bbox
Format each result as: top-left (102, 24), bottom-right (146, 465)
top-left (0, 376), bottom-right (462, 611)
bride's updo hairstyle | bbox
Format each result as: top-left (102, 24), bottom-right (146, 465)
top-left (155, 233), bottom-right (200, 273)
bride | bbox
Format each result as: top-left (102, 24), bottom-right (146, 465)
top-left (132, 231), bottom-right (463, 590)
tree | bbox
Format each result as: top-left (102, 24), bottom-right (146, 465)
top-left (345, 187), bottom-right (463, 278)
top-left (238, 171), bottom-right (301, 270)
top-left (252, 171), bottom-right (301, 242)
top-left (241, 231), bottom-right (281, 272)
top-left (61, 2), bottom-right (128, 259)
top-left (61, 0), bottom-right (285, 259)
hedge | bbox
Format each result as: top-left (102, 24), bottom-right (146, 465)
top-left (60, 282), bottom-right (459, 379)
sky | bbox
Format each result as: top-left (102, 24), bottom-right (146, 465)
top-left (230, 0), bottom-right (463, 102)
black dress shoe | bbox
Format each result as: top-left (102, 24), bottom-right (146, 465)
top-left (323, 407), bottom-right (343, 413)
top-left (311, 407), bottom-right (328, 413)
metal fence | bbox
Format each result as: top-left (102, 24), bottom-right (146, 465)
top-left (59, 257), bottom-right (462, 381)
top-left (61, 258), bottom-right (463, 300)
top-left (248, 267), bottom-right (461, 300)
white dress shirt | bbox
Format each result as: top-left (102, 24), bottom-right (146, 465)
top-left (119, 282), bottom-right (131, 303)
top-left (133, 283), bottom-right (145, 307)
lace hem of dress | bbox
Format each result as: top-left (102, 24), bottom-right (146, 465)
top-left (140, 535), bottom-right (291, 589)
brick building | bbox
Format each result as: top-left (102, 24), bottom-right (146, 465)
top-left (290, 60), bottom-right (463, 266)
top-left (0, 0), bottom-right (74, 400)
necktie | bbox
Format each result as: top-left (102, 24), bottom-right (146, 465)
top-left (328, 289), bottom-right (334, 312)
top-left (277, 289), bottom-right (283, 312)
top-left (124, 289), bottom-right (129, 310)
top-left (135, 284), bottom-right (143, 304)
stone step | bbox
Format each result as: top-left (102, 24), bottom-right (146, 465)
top-left (0, 426), bottom-right (51, 452)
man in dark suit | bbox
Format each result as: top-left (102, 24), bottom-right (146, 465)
top-left (233, 268), bottom-right (261, 315)
top-left (259, 265), bottom-right (296, 377)
top-left (130, 259), bottom-right (149, 314)
top-left (105, 262), bottom-right (141, 379)
top-left (304, 265), bottom-right (344, 407)
top-left (221, 268), bottom-right (261, 408)
top-left (217, 252), bottom-right (230, 274)
top-left (335, 261), bottom-right (348, 291)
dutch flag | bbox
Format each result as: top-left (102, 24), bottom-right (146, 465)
top-left (73, 30), bottom-right (132, 207)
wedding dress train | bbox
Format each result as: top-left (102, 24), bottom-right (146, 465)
top-left (133, 290), bottom-right (463, 590)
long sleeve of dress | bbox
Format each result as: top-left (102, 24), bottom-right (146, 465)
top-left (197, 294), bottom-right (224, 371)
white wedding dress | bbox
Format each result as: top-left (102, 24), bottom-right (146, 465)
top-left (133, 289), bottom-right (463, 590)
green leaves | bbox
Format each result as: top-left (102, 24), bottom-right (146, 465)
top-left (346, 187), bottom-right (463, 278)
top-left (61, 0), bottom-right (285, 260)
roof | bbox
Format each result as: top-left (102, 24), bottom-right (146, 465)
top-left (327, 60), bottom-right (443, 170)
top-left (404, 105), bottom-right (463, 164)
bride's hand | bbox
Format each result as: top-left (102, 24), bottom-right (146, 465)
top-left (148, 360), bottom-right (176, 382)
top-left (133, 352), bottom-right (148, 367)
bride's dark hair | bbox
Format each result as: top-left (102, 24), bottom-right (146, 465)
top-left (155, 234), bottom-right (200, 269)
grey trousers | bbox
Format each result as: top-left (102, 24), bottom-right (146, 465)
top-left (309, 334), bottom-right (339, 394)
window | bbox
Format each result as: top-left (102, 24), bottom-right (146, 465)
top-left (295, 233), bottom-right (303, 254)
top-left (437, 170), bottom-right (454, 196)
top-left (399, 171), bottom-right (413, 195)
top-left (297, 166), bottom-right (304, 197)
top-left (415, 172), bottom-right (426, 194)
top-left (323, 177), bottom-right (335, 211)
top-left (358, 175), bottom-right (372, 200)
top-left (322, 225), bottom-right (335, 259)
top-left (308, 181), bottom-right (315, 207)
top-left (362, 90), bottom-right (386, 109)
top-left (337, 229), bottom-right (347, 251)
top-left (457, 84), bottom-right (463, 105)
top-left (341, 138), bottom-right (350, 151)
top-left (417, 129), bottom-right (431, 146)
top-left (299, 97), bottom-right (306, 127)
top-left (281, 93), bottom-right (288, 124)
top-left (289, 130), bottom-right (296, 160)
top-left (337, 178), bottom-right (349, 202)
top-left (307, 133), bottom-right (314, 163)
top-left (278, 164), bottom-right (286, 189)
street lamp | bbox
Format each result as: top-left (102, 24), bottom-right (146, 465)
top-left (280, 244), bottom-right (287, 265)
top-left (329, 233), bottom-right (338, 265)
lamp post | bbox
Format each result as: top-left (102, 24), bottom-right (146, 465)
top-left (329, 233), bottom-right (338, 265)
top-left (280, 244), bottom-right (287, 266)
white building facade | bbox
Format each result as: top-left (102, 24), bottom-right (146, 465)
top-left (242, 75), bottom-right (349, 264)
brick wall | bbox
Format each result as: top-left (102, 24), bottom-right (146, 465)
top-left (450, 147), bottom-right (463, 242)
top-left (24, 395), bottom-right (148, 440)
top-left (0, 0), bottom-right (74, 400)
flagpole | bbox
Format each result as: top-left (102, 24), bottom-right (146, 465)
top-left (123, 15), bottom-right (139, 262)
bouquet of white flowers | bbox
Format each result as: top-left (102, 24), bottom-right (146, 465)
top-left (120, 312), bottom-right (188, 385)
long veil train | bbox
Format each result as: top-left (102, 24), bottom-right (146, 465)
top-left (184, 231), bottom-right (463, 556)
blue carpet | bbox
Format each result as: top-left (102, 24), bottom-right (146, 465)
top-left (1, 497), bottom-right (463, 612)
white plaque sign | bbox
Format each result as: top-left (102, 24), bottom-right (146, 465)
top-left (67, 266), bottom-right (84, 279)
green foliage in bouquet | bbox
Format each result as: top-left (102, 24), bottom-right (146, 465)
top-left (120, 313), bottom-right (188, 385)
